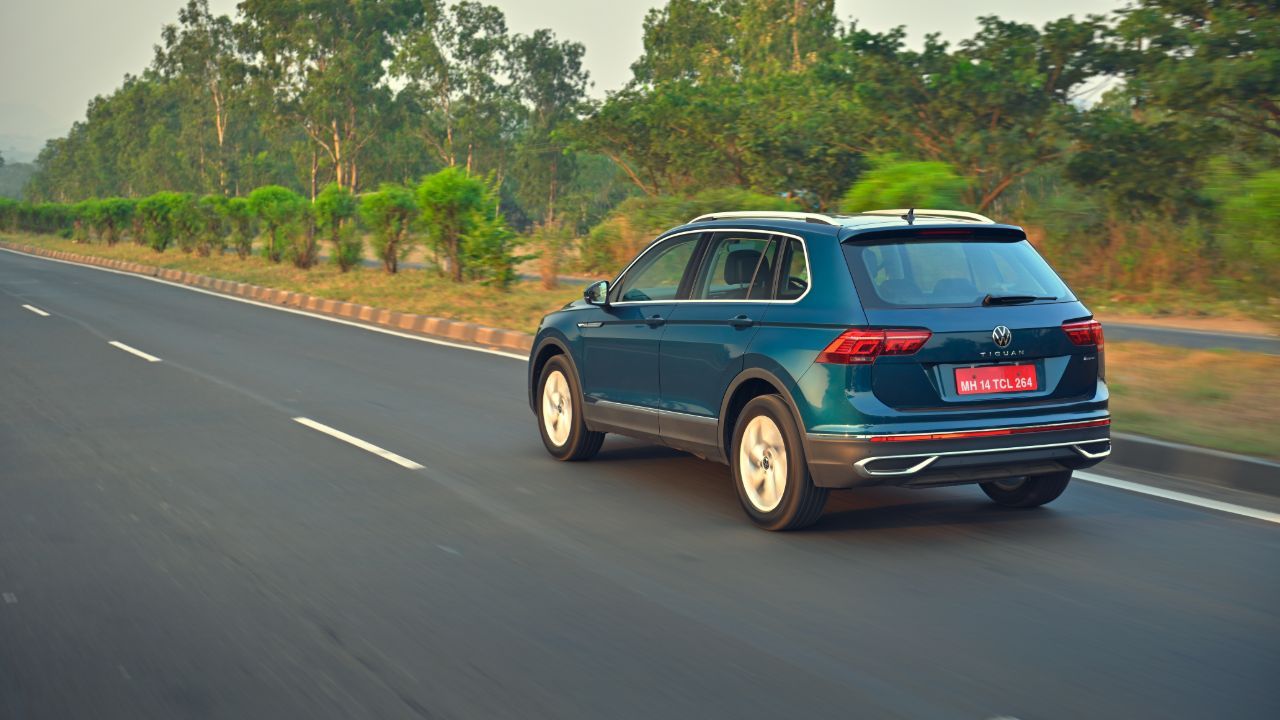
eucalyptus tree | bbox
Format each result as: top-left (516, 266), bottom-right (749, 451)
top-left (393, 1), bottom-right (518, 177)
top-left (152, 0), bottom-right (248, 195)
top-left (239, 0), bottom-right (419, 193)
top-left (508, 29), bottom-right (590, 225)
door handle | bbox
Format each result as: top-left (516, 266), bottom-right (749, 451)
top-left (728, 315), bottom-right (755, 328)
top-left (645, 314), bottom-right (666, 327)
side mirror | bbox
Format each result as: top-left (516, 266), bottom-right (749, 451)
top-left (584, 280), bottom-right (610, 306)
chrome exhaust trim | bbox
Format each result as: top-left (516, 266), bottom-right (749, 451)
top-left (853, 438), bottom-right (1112, 478)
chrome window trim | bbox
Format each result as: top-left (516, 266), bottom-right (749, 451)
top-left (610, 227), bottom-right (812, 306)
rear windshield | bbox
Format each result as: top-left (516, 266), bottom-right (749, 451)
top-left (842, 238), bottom-right (1074, 309)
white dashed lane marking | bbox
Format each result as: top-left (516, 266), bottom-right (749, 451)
top-left (293, 417), bottom-right (425, 470)
top-left (108, 341), bottom-right (162, 363)
top-left (21, 304), bottom-right (50, 316)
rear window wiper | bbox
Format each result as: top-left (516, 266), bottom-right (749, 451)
top-left (982, 294), bottom-right (1057, 306)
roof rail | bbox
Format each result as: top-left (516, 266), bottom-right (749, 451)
top-left (689, 210), bottom-right (837, 225)
top-left (859, 208), bottom-right (995, 223)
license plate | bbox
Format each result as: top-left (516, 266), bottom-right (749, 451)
top-left (955, 364), bottom-right (1038, 395)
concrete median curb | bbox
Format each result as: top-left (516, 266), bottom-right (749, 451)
top-left (0, 240), bottom-right (535, 354)
top-left (1109, 433), bottom-right (1280, 498)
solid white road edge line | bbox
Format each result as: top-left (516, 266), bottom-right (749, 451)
top-left (1076, 471), bottom-right (1280, 525)
top-left (21, 304), bottom-right (51, 316)
top-left (7, 247), bottom-right (1277, 524)
top-left (0, 246), bottom-right (528, 361)
top-left (108, 340), bottom-right (162, 363)
top-left (293, 417), bottom-right (425, 470)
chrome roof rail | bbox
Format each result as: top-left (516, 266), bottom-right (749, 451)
top-left (689, 210), bottom-right (838, 225)
top-left (859, 208), bottom-right (995, 223)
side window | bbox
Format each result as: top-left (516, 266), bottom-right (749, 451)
top-left (691, 232), bottom-right (778, 300)
top-left (613, 235), bottom-right (699, 302)
top-left (776, 238), bottom-right (810, 300)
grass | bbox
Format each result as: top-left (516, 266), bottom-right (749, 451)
top-left (5, 233), bottom-right (579, 333)
top-left (6, 233), bottom-right (1277, 459)
top-left (1105, 342), bottom-right (1280, 459)
top-left (1075, 285), bottom-right (1279, 333)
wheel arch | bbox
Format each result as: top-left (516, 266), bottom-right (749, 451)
top-left (528, 335), bottom-right (580, 414)
top-left (717, 367), bottom-right (807, 462)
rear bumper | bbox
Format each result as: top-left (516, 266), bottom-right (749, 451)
top-left (804, 419), bottom-right (1111, 489)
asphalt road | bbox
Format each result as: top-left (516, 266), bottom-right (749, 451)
top-left (1, 248), bottom-right (1277, 720)
top-left (1104, 322), bottom-right (1279, 354)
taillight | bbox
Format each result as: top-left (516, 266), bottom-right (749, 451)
top-left (1063, 319), bottom-right (1104, 348)
top-left (817, 329), bottom-right (931, 364)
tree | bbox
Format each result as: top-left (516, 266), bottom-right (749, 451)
top-left (1109, 0), bottom-right (1280, 147)
top-left (240, 0), bottom-right (417, 192)
top-left (247, 185), bottom-right (306, 262)
top-left (842, 15), bottom-right (1108, 210)
top-left (313, 183), bottom-right (362, 271)
top-left (359, 183), bottom-right (418, 273)
top-left (152, 0), bottom-right (247, 194)
top-left (394, 1), bottom-right (515, 176)
top-left (508, 28), bottom-right (590, 225)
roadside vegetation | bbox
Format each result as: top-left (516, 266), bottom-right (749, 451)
top-left (1, 0), bottom-right (1274, 320)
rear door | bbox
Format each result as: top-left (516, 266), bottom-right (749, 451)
top-left (841, 231), bottom-right (1101, 411)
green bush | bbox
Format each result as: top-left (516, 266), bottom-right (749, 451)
top-left (314, 183), bottom-right (362, 272)
top-left (360, 183), bottom-right (418, 273)
top-left (416, 167), bottom-right (521, 286)
top-left (222, 197), bottom-right (255, 259)
top-left (840, 156), bottom-right (968, 213)
top-left (248, 185), bottom-right (307, 263)
top-left (89, 198), bottom-right (135, 246)
top-left (416, 167), bottom-right (486, 282)
top-left (136, 192), bottom-right (190, 252)
top-left (462, 207), bottom-right (523, 288)
top-left (1214, 167), bottom-right (1280, 293)
top-left (70, 200), bottom-right (96, 243)
top-left (195, 195), bottom-right (230, 257)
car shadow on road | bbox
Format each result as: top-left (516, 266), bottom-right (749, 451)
top-left (587, 439), bottom-right (1071, 536)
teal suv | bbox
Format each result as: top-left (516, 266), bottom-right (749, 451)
top-left (528, 210), bottom-right (1109, 530)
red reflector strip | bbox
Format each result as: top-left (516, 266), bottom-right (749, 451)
top-left (868, 418), bottom-right (1110, 443)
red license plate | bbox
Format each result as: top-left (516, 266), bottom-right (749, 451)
top-left (955, 364), bottom-right (1039, 395)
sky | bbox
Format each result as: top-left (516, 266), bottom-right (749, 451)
top-left (0, 0), bottom-right (1123, 162)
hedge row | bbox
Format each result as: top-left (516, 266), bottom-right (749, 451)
top-left (0, 167), bottom-right (522, 287)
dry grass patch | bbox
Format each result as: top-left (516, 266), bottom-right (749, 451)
top-left (1106, 342), bottom-right (1279, 459)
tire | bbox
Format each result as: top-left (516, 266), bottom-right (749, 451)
top-left (731, 395), bottom-right (828, 531)
top-left (536, 355), bottom-right (604, 461)
top-left (980, 470), bottom-right (1072, 508)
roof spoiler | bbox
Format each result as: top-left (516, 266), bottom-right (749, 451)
top-left (859, 208), bottom-right (994, 223)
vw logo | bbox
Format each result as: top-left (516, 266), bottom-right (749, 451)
top-left (992, 325), bottom-right (1013, 348)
